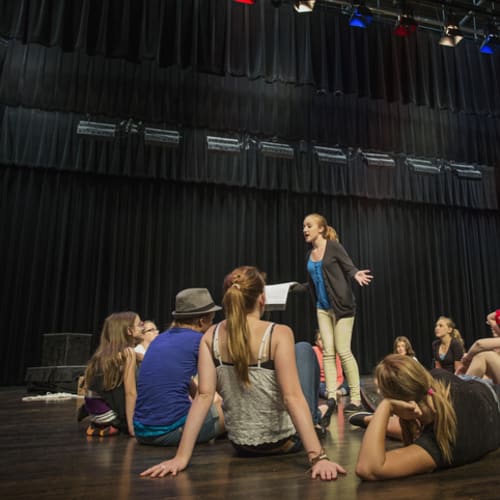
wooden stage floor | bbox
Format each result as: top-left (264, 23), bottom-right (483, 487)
top-left (1, 386), bottom-right (500, 500)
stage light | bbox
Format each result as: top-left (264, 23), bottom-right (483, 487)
top-left (349, 5), bottom-right (373, 29)
top-left (393, 14), bottom-right (417, 37)
top-left (406, 158), bottom-right (441, 175)
top-left (77, 120), bottom-right (117, 138)
top-left (480, 25), bottom-right (500, 54)
top-left (293, 1), bottom-right (315, 13)
top-left (362, 151), bottom-right (395, 167)
top-left (314, 146), bottom-right (347, 163)
top-left (233, 0), bottom-right (255, 5)
top-left (207, 136), bottom-right (242, 153)
top-left (144, 128), bottom-right (180, 146)
top-left (448, 162), bottom-right (482, 179)
top-left (439, 21), bottom-right (463, 47)
top-left (260, 141), bottom-right (294, 159)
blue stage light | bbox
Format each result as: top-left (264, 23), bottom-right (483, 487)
top-left (349, 6), bottom-right (373, 29)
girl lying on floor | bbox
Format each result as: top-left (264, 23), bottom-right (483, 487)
top-left (355, 354), bottom-right (500, 480)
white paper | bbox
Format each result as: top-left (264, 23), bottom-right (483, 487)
top-left (264, 282), bottom-right (299, 311)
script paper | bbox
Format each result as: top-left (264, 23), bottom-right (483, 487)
top-left (264, 282), bottom-right (299, 311)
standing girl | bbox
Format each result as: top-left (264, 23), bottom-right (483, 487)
top-left (303, 213), bottom-right (373, 412)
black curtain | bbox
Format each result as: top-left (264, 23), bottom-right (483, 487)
top-left (0, 0), bottom-right (499, 385)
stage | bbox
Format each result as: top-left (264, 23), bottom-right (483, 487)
top-left (2, 386), bottom-right (500, 499)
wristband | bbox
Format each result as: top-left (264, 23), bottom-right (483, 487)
top-left (496, 309), bottom-right (500, 326)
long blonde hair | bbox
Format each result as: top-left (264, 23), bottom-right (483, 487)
top-left (305, 213), bottom-right (339, 242)
top-left (222, 266), bottom-right (266, 386)
top-left (84, 311), bottom-right (137, 391)
top-left (438, 316), bottom-right (465, 347)
top-left (375, 354), bottom-right (457, 464)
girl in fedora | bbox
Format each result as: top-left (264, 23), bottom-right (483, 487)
top-left (134, 288), bottom-right (225, 446)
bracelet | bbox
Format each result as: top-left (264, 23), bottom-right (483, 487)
top-left (308, 448), bottom-right (329, 467)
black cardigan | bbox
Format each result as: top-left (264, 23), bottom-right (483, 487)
top-left (306, 239), bottom-right (359, 319)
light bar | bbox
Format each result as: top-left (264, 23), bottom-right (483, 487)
top-left (406, 158), bottom-right (441, 175)
top-left (144, 128), bottom-right (180, 146)
top-left (77, 121), bottom-right (117, 138)
top-left (314, 146), bottom-right (347, 163)
top-left (260, 141), bottom-right (294, 159)
top-left (448, 162), bottom-right (482, 179)
top-left (362, 151), bottom-right (395, 167)
top-left (207, 136), bottom-right (242, 153)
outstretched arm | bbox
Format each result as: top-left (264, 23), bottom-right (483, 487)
top-left (140, 334), bottom-right (216, 478)
top-left (354, 270), bottom-right (373, 287)
top-left (274, 326), bottom-right (346, 480)
top-left (355, 399), bottom-right (436, 480)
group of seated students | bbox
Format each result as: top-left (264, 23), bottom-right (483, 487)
top-left (80, 266), bottom-right (500, 481)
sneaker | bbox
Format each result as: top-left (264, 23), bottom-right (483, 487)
top-left (348, 411), bottom-right (373, 428)
top-left (343, 402), bottom-right (364, 413)
top-left (336, 387), bottom-right (348, 398)
top-left (86, 423), bottom-right (120, 437)
top-left (320, 398), bottom-right (337, 428)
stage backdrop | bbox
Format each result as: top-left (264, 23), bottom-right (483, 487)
top-left (0, 0), bottom-right (499, 385)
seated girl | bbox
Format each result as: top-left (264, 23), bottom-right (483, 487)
top-left (83, 311), bottom-right (142, 436)
top-left (141, 266), bottom-right (345, 481)
top-left (355, 354), bottom-right (500, 480)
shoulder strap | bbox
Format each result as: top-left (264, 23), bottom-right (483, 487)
top-left (212, 323), bottom-right (223, 364)
top-left (257, 323), bottom-right (275, 367)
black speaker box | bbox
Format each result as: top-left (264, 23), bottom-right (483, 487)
top-left (41, 333), bottom-right (92, 366)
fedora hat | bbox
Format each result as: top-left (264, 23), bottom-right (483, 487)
top-left (172, 288), bottom-right (222, 319)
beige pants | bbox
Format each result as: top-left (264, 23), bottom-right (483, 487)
top-left (316, 309), bottom-right (360, 402)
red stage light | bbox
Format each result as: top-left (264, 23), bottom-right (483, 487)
top-left (234, 0), bottom-right (255, 4)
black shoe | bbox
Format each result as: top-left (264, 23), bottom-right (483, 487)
top-left (344, 402), bottom-right (364, 413)
top-left (314, 424), bottom-right (327, 440)
top-left (348, 411), bottom-right (373, 428)
top-left (360, 386), bottom-right (381, 412)
top-left (320, 398), bottom-right (337, 428)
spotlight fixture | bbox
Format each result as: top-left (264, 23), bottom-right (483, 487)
top-left (361, 151), bottom-right (395, 167)
top-left (439, 19), bottom-right (463, 47)
top-left (207, 136), bottom-right (242, 153)
top-left (314, 146), bottom-right (347, 163)
top-left (393, 13), bottom-right (418, 37)
top-left (260, 141), bottom-right (294, 159)
top-left (349, 4), bottom-right (373, 29)
top-left (293, 1), bottom-right (315, 13)
top-left (233, 0), bottom-right (255, 4)
top-left (77, 120), bottom-right (117, 138)
top-left (406, 157), bottom-right (441, 175)
top-left (480, 24), bottom-right (500, 54)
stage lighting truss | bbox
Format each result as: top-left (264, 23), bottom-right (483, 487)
top-left (314, 146), bottom-right (347, 163)
top-left (77, 120), bottom-right (117, 138)
top-left (361, 151), bottom-right (395, 167)
top-left (144, 128), bottom-right (180, 146)
top-left (259, 141), bottom-right (295, 159)
top-left (448, 162), bottom-right (482, 179)
top-left (207, 136), bottom-right (242, 153)
top-left (406, 157), bottom-right (441, 175)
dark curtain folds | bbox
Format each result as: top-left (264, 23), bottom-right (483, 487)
top-left (0, 105), bottom-right (496, 209)
top-left (1, 164), bottom-right (499, 384)
top-left (1, 1), bottom-right (500, 115)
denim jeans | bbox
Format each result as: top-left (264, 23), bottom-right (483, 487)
top-left (295, 341), bottom-right (321, 425)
